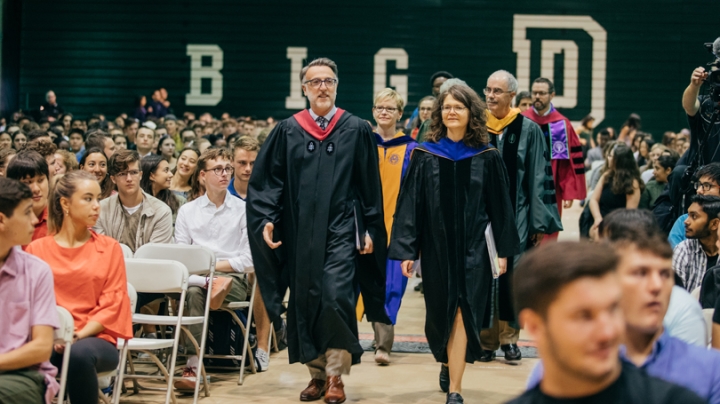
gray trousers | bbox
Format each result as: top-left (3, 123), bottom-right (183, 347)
top-left (306, 349), bottom-right (351, 380)
top-left (184, 273), bottom-right (249, 355)
top-left (372, 322), bottom-right (394, 353)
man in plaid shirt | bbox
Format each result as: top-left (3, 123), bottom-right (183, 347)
top-left (673, 194), bottom-right (720, 291)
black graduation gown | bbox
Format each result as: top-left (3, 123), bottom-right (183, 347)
top-left (388, 143), bottom-right (520, 363)
top-left (247, 109), bottom-right (390, 366)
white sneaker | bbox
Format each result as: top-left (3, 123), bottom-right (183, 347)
top-left (256, 348), bottom-right (269, 372)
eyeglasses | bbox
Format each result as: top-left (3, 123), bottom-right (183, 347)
top-left (483, 87), bottom-right (510, 96)
top-left (694, 181), bottom-right (718, 191)
top-left (204, 166), bottom-right (234, 176)
top-left (373, 106), bottom-right (398, 113)
top-left (303, 78), bottom-right (337, 89)
top-left (115, 170), bottom-right (141, 178)
top-left (441, 105), bottom-right (467, 113)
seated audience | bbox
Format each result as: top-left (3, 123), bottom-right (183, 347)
top-left (53, 150), bottom-right (78, 175)
top-left (584, 128), bottom-right (611, 170)
top-left (26, 129), bottom-right (52, 144)
top-left (169, 147), bottom-right (200, 200)
top-left (20, 141), bottom-right (57, 177)
top-left (588, 144), bottom-right (642, 239)
top-left (0, 131), bottom-right (11, 150)
top-left (639, 154), bottom-right (677, 210)
top-left (113, 134), bottom-right (127, 150)
top-left (670, 163), bottom-right (720, 248)
top-left (0, 178), bottom-right (59, 404)
top-left (139, 154), bottom-right (186, 226)
top-left (79, 147), bottom-right (114, 200)
top-left (673, 195), bottom-right (720, 291)
top-left (6, 151), bottom-right (51, 246)
top-left (174, 147), bottom-right (253, 390)
top-left (85, 131), bottom-right (116, 159)
top-left (27, 171), bottom-right (133, 404)
top-left (508, 242), bottom-right (705, 404)
top-left (0, 148), bottom-right (16, 176)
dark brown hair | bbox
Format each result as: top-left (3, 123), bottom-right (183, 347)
top-left (0, 177), bottom-right (32, 217)
top-left (426, 85), bottom-right (489, 148)
top-left (514, 241), bottom-right (619, 317)
top-left (108, 149), bottom-right (140, 176)
top-left (188, 148), bottom-right (231, 201)
top-left (48, 170), bottom-right (97, 233)
top-left (79, 148), bottom-right (114, 200)
top-left (599, 209), bottom-right (673, 260)
top-left (19, 140), bottom-right (57, 159)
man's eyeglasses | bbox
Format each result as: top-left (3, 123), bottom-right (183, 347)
top-left (373, 106), bottom-right (398, 113)
top-left (204, 166), bottom-right (234, 176)
top-left (483, 87), bottom-right (510, 96)
top-left (694, 181), bottom-right (718, 192)
top-left (114, 170), bottom-right (141, 178)
top-left (303, 78), bottom-right (337, 89)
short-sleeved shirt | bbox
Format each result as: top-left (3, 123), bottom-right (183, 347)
top-left (688, 95), bottom-right (720, 165)
top-left (0, 247), bottom-right (60, 404)
top-left (511, 360), bottom-right (705, 404)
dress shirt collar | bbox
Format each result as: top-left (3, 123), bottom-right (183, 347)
top-left (198, 190), bottom-right (237, 210)
top-left (308, 106), bottom-right (337, 123)
top-left (619, 331), bottom-right (669, 368)
top-left (0, 246), bottom-right (20, 277)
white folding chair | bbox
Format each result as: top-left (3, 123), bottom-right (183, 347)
top-left (219, 269), bottom-right (258, 385)
top-left (54, 306), bottom-right (74, 403)
top-left (120, 243), bottom-right (133, 259)
top-left (134, 243), bottom-right (216, 402)
top-left (116, 258), bottom-right (192, 404)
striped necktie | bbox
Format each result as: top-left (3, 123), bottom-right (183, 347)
top-left (315, 116), bottom-right (328, 130)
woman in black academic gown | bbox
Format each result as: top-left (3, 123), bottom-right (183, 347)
top-left (388, 84), bottom-right (520, 404)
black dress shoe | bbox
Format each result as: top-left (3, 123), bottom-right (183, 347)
top-left (414, 281), bottom-right (422, 291)
top-left (479, 349), bottom-right (496, 362)
top-left (439, 364), bottom-right (449, 393)
top-left (501, 344), bottom-right (522, 361)
top-left (446, 392), bottom-right (464, 404)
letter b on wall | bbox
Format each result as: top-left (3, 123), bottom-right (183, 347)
top-left (186, 45), bottom-right (224, 106)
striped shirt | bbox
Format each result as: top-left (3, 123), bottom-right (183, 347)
top-left (673, 238), bottom-right (716, 292)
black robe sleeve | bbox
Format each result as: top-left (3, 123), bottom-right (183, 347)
top-left (247, 122), bottom-right (288, 322)
top-left (387, 150), bottom-right (426, 261)
top-left (484, 150), bottom-right (522, 259)
top-left (353, 120), bottom-right (391, 324)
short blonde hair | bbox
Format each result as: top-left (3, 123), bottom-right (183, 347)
top-left (374, 88), bottom-right (404, 113)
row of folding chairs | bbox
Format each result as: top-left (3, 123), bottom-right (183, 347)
top-left (118, 243), bottom-right (259, 404)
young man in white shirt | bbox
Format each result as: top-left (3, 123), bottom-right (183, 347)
top-left (135, 127), bottom-right (155, 158)
top-left (174, 147), bottom-right (253, 390)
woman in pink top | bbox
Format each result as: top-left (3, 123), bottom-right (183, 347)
top-left (27, 171), bottom-right (132, 404)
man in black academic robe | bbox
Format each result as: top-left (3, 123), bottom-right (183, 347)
top-left (247, 58), bottom-right (390, 404)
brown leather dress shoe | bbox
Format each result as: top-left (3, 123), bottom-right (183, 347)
top-left (209, 277), bottom-right (232, 310)
top-left (300, 378), bottom-right (326, 401)
top-left (324, 376), bottom-right (346, 404)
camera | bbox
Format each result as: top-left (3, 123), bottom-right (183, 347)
top-left (704, 41), bottom-right (720, 102)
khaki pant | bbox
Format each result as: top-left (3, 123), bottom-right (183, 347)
top-left (184, 273), bottom-right (249, 355)
top-left (372, 322), bottom-right (394, 353)
top-left (0, 369), bottom-right (45, 404)
top-left (306, 349), bottom-right (351, 379)
top-left (480, 316), bottom-right (519, 351)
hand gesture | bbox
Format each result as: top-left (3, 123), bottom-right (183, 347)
top-left (401, 260), bottom-right (414, 278)
top-left (359, 234), bottom-right (374, 255)
top-left (691, 67), bottom-right (708, 87)
top-left (263, 222), bottom-right (282, 249)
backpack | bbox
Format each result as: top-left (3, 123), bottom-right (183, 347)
top-left (203, 309), bottom-right (257, 369)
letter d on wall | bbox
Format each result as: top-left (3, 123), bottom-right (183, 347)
top-left (186, 44), bottom-right (224, 106)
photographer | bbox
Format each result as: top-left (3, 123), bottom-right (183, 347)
top-left (682, 50), bottom-right (720, 166)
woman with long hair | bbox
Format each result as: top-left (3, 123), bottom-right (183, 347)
top-left (169, 147), bottom-right (199, 199)
top-left (155, 135), bottom-right (177, 170)
top-left (12, 130), bottom-right (27, 150)
top-left (79, 147), bottom-right (114, 200)
top-left (26, 170), bottom-right (133, 404)
top-left (589, 143), bottom-right (643, 239)
top-left (618, 112), bottom-right (642, 147)
top-left (140, 154), bottom-right (185, 224)
top-left (388, 84), bottom-right (519, 404)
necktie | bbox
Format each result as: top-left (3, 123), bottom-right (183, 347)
top-left (316, 116), bottom-right (328, 130)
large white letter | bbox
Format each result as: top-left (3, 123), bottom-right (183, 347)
top-left (513, 15), bottom-right (607, 126)
top-left (374, 48), bottom-right (408, 104)
top-left (285, 47), bottom-right (308, 110)
top-left (186, 44), bottom-right (223, 106)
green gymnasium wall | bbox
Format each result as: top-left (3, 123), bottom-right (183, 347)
top-left (11, 0), bottom-right (720, 135)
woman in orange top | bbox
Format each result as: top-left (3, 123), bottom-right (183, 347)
top-left (27, 170), bottom-right (132, 404)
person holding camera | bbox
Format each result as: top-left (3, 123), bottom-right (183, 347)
top-left (682, 64), bottom-right (720, 165)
